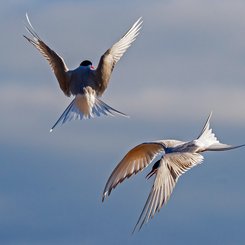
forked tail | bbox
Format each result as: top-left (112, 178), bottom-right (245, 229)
top-left (196, 112), bottom-right (245, 151)
top-left (50, 97), bottom-right (128, 132)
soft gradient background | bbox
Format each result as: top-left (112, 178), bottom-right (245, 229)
top-left (1, 0), bottom-right (245, 244)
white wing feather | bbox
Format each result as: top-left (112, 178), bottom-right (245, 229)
top-left (133, 152), bottom-right (204, 232)
top-left (109, 17), bottom-right (143, 65)
top-left (95, 17), bottom-right (143, 95)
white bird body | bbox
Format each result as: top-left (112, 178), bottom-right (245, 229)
top-left (102, 113), bottom-right (244, 231)
top-left (24, 14), bottom-right (143, 131)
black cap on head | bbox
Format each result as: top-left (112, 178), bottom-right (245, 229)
top-left (80, 60), bottom-right (92, 66)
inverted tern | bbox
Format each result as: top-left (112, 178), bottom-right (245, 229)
top-left (102, 113), bottom-right (244, 232)
top-left (24, 14), bottom-right (142, 131)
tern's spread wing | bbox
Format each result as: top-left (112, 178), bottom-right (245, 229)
top-left (134, 152), bottom-right (203, 232)
top-left (102, 142), bottom-right (164, 201)
top-left (95, 17), bottom-right (143, 95)
top-left (24, 14), bottom-right (70, 96)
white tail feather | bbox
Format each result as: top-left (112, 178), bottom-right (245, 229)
top-left (50, 96), bottom-right (128, 132)
top-left (196, 112), bottom-right (245, 151)
top-left (197, 112), bottom-right (220, 146)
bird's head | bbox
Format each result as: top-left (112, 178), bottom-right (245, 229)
top-left (80, 60), bottom-right (94, 69)
top-left (146, 159), bottom-right (161, 179)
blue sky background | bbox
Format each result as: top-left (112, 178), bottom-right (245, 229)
top-left (1, 0), bottom-right (245, 244)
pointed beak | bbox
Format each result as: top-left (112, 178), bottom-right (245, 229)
top-left (146, 169), bottom-right (157, 179)
top-left (90, 65), bottom-right (95, 70)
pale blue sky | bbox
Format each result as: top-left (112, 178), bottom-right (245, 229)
top-left (0, 0), bottom-right (245, 244)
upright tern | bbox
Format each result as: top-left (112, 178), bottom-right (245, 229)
top-left (24, 14), bottom-right (142, 131)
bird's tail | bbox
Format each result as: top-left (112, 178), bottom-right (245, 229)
top-left (196, 112), bottom-right (245, 151)
top-left (50, 93), bottom-right (128, 132)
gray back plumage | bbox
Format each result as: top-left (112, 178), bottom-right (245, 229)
top-left (68, 67), bottom-right (97, 95)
